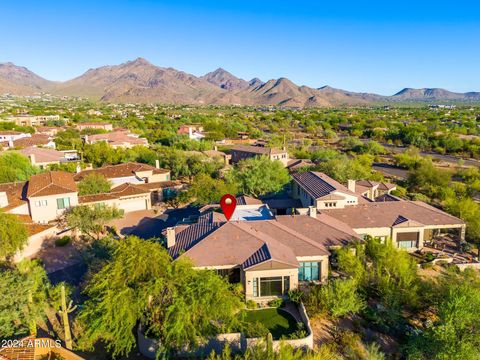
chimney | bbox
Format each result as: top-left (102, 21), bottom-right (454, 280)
top-left (166, 227), bottom-right (176, 248)
top-left (308, 206), bottom-right (317, 218)
top-left (347, 180), bottom-right (356, 193)
top-left (84, 134), bottom-right (89, 143)
top-left (76, 164), bottom-right (82, 173)
top-left (28, 153), bottom-right (36, 165)
top-left (8, 139), bottom-right (13, 148)
top-left (155, 159), bottom-right (160, 169)
top-left (188, 127), bottom-right (193, 138)
top-left (214, 145), bottom-right (218, 151)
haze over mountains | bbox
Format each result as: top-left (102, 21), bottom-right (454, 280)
top-left (1, 58), bottom-right (479, 107)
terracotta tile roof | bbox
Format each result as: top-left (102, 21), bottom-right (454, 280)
top-left (136, 180), bottom-right (181, 191)
top-left (78, 193), bottom-right (118, 204)
top-left (73, 162), bottom-right (169, 181)
top-left (86, 130), bottom-right (148, 146)
top-left (322, 201), bottom-right (465, 229)
top-left (13, 134), bottom-right (52, 148)
top-left (0, 181), bottom-right (28, 211)
top-left (0, 130), bottom-right (23, 135)
top-left (231, 145), bottom-right (286, 156)
top-left (110, 183), bottom-right (150, 197)
top-left (0, 336), bottom-right (35, 360)
top-left (27, 171), bottom-right (77, 198)
top-left (16, 214), bottom-right (56, 235)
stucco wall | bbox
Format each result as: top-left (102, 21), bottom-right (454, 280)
top-left (29, 192), bottom-right (78, 223)
top-left (138, 303), bottom-right (313, 359)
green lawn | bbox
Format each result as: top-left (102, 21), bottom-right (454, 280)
top-left (243, 308), bottom-right (298, 339)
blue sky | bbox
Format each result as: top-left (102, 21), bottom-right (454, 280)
top-left (1, 0), bottom-right (479, 94)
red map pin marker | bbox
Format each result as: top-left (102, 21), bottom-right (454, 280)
top-left (220, 194), bottom-right (237, 221)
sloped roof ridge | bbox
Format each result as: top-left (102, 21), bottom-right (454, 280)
top-left (265, 219), bottom-right (329, 254)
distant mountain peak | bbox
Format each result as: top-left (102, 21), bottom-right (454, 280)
top-left (0, 60), bottom-right (479, 106)
top-left (202, 67), bottom-right (249, 91)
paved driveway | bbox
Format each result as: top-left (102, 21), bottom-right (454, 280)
top-left (109, 206), bottom-right (200, 239)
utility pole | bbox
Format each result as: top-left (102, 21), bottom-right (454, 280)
top-left (59, 285), bottom-right (77, 350)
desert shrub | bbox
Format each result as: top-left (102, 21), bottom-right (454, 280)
top-left (306, 279), bottom-right (365, 318)
top-left (267, 298), bottom-right (283, 308)
top-left (246, 300), bottom-right (258, 310)
top-left (243, 321), bottom-right (269, 338)
top-left (287, 289), bottom-right (304, 304)
top-left (55, 236), bottom-right (71, 247)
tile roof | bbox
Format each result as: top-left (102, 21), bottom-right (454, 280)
top-left (73, 162), bottom-right (169, 181)
top-left (0, 336), bottom-right (35, 360)
top-left (170, 212), bottom-right (360, 268)
top-left (27, 171), bottom-right (77, 198)
top-left (292, 171), bottom-right (367, 202)
top-left (78, 193), bottom-right (118, 204)
top-left (13, 134), bottom-right (52, 148)
top-left (86, 130), bottom-right (148, 146)
top-left (231, 145), bottom-right (286, 155)
top-left (18, 146), bottom-right (64, 163)
top-left (110, 183), bottom-right (150, 197)
top-left (322, 201), bottom-right (465, 229)
top-left (0, 181), bottom-right (28, 210)
top-left (236, 195), bottom-right (263, 205)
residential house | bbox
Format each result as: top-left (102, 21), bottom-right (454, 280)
top-left (165, 204), bottom-right (360, 302)
top-left (322, 201), bottom-right (465, 251)
top-left (292, 171), bottom-right (465, 250)
top-left (6, 114), bottom-right (60, 127)
top-left (74, 161), bottom-right (180, 204)
top-left (76, 122), bottom-right (113, 131)
top-left (230, 145), bottom-right (290, 166)
top-left (84, 129), bottom-right (148, 148)
top-left (177, 124), bottom-right (205, 140)
top-left (286, 158), bottom-right (314, 173)
top-left (0, 130), bottom-right (30, 142)
top-left (35, 126), bottom-right (61, 137)
top-left (26, 171), bottom-right (79, 223)
top-left (9, 134), bottom-right (56, 149)
top-left (347, 180), bottom-right (397, 201)
top-left (19, 146), bottom-right (79, 168)
top-left (291, 171), bottom-right (363, 209)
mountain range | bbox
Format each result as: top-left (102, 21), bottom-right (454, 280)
top-left (1, 58), bottom-right (479, 107)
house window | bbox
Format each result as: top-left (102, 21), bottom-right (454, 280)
top-left (396, 232), bottom-right (419, 249)
top-left (299, 262), bottom-right (320, 282)
top-left (253, 276), bottom-right (290, 297)
top-left (94, 202), bottom-right (106, 210)
top-left (56, 197), bottom-right (71, 210)
top-left (398, 240), bottom-right (417, 249)
top-left (35, 200), bottom-right (48, 207)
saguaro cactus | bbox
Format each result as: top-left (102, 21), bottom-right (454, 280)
top-left (59, 285), bottom-right (77, 350)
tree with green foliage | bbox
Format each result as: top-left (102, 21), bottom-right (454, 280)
top-left (0, 260), bottom-right (50, 337)
top-left (306, 278), bottom-right (365, 319)
top-left (406, 270), bottom-right (480, 360)
top-left (65, 205), bottom-right (123, 240)
top-left (0, 152), bottom-right (39, 183)
top-left (186, 173), bottom-right (237, 205)
top-left (77, 173), bottom-right (112, 196)
top-left (78, 236), bottom-right (243, 357)
top-left (227, 156), bottom-right (290, 197)
top-left (0, 212), bottom-right (29, 260)
top-left (315, 154), bottom-right (381, 183)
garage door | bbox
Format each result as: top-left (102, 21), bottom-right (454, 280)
top-left (119, 198), bottom-right (147, 213)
